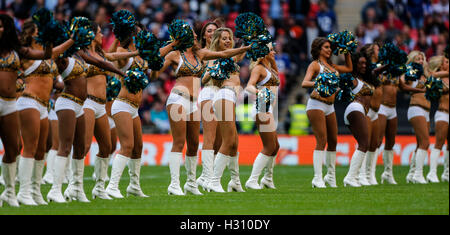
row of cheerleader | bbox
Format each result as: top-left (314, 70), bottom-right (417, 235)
top-left (0, 7), bottom-right (448, 209)
top-left (0, 9), bottom-right (280, 207)
top-left (303, 34), bottom-right (449, 188)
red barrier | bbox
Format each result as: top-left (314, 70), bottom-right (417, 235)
top-left (1, 135), bottom-right (446, 166)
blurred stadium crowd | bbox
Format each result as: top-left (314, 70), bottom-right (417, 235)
top-left (1, 0), bottom-right (448, 134)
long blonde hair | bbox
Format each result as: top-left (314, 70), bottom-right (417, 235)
top-left (208, 27), bottom-right (235, 52)
top-left (249, 43), bottom-right (274, 71)
top-left (407, 50), bottom-right (429, 77)
top-left (428, 56), bottom-right (445, 73)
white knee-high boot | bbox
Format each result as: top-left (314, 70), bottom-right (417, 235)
top-left (427, 148), bottom-right (441, 183)
top-left (0, 162), bottom-right (19, 207)
top-left (208, 152), bottom-right (230, 193)
top-left (324, 151), bottom-right (337, 188)
top-left (412, 149), bottom-right (428, 184)
top-left (47, 155), bottom-right (68, 203)
top-left (196, 150), bottom-right (214, 190)
top-left (63, 151), bottom-right (73, 184)
top-left (381, 150), bottom-right (397, 184)
top-left (184, 156), bottom-right (202, 195)
top-left (17, 157), bottom-right (37, 206)
top-left (312, 150), bottom-right (326, 188)
top-left (344, 150), bottom-right (365, 187)
top-left (64, 158), bottom-right (90, 202)
top-left (245, 152), bottom-right (270, 190)
top-left (228, 153), bottom-right (245, 192)
top-left (42, 149), bottom-right (57, 184)
top-left (261, 154), bottom-right (277, 189)
top-left (105, 154), bottom-right (128, 198)
top-left (441, 150), bottom-right (449, 182)
top-left (406, 151), bottom-right (416, 183)
top-left (167, 152), bottom-right (184, 195)
top-left (31, 159), bottom-right (47, 205)
top-left (358, 152), bottom-right (371, 186)
top-left (365, 151), bottom-right (377, 185)
top-left (92, 156), bottom-right (112, 199)
top-left (127, 158), bottom-right (149, 197)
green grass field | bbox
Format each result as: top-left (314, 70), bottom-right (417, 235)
top-left (0, 165), bottom-right (448, 215)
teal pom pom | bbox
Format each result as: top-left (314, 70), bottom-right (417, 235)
top-left (32, 8), bottom-right (66, 46)
top-left (314, 72), bottom-right (339, 97)
top-left (378, 43), bottom-right (407, 77)
top-left (106, 75), bottom-right (122, 101)
top-left (111, 10), bottom-right (136, 42)
top-left (234, 12), bottom-right (265, 40)
top-left (336, 73), bottom-right (356, 102)
top-left (124, 68), bottom-right (149, 94)
top-left (404, 62), bottom-right (424, 82)
top-left (245, 30), bottom-right (273, 61)
top-left (63, 17), bottom-right (95, 57)
top-left (32, 8), bottom-right (53, 29)
top-left (167, 19), bottom-right (194, 52)
top-left (135, 30), bottom-right (164, 70)
top-left (207, 58), bottom-right (238, 81)
top-left (425, 76), bottom-right (443, 101)
top-left (256, 87), bottom-right (275, 112)
top-left (327, 30), bottom-right (358, 55)
top-left (235, 13), bottom-right (274, 60)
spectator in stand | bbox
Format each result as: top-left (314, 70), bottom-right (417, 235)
top-left (401, 24), bottom-right (415, 52)
top-left (54, 0), bottom-right (72, 20)
top-left (383, 10), bottom-right (404, 32)
top-left (289, 0), bottom-right (311, 22)
top-left (431, 0), bottom-right (449, 21)
top-left (389, 0), bottom-right (410, 24)
top-left (176, 1), bottom-right (197, 27)
top-left (274, 39), bottom-right (291, 93)
top-left (239, 0), bottom-right (261, 16)
top-left (150, 101), bottom-right (170, 133)
top-left (363, 20), bottom-right (381, 44)
top-left (424, 12), bottom-right (447, 37)
top-left (305, 16), bottom-right (319, 61)
top-left (361, 0), bottom-right (393, 24)
top-left (316, 0), bottom-right (337, 37)
top-left (414, 28), bottom-right (435, 58)
top-left (408, 0), bottom-right (426, 29)
top-left (136, 2), bottom-right (153, 30)
top-left (355, 24), bottom-right (366, 50)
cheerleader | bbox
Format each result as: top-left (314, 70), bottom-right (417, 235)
top-left (150, 21), bottom-right (251, 195)
top-left (16, 20), bottom-right (75, 206)
top-left (82, 22), bottom-right (138, 200)
top-left (301, 37), bottom-right (353, 188)
top-left (427, 55), bottom-right (449, 183)
top-left (244, 42), bottom-right (280, 190)
top-left (401, 51), bottom-right (431, 184)
top-left (341, 52), bottom-right (375, 187)
top-left (105, 18), bottom-right (178, 198)
top-left (359, 43), bottom-right (385, 185)
top-left (201, 27), bottom-right (246, 193)
top-left (42, 82), bottom-right (63, 185)
top-left (377, 47), bottom-right (425, 185)
top-left (47, 17), bottom-right (127, 203)
top-left (0, 14), bottom-right (61, 207)
top-left (196, 21), bottom-right (220, 191)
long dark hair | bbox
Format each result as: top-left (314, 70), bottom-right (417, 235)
top-left (310, 37), bottom-right (332, 64)
top-left (199, 21), bottom-right (219, 48)
top-left (358, 50), bottom-right (380, 87)
top-left (0, 14), bottom-right (22, 55)
top-left (90, 21), bottom-right (105, 57)
top-left (19, 19), bottom-right (37, 47)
